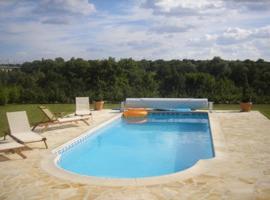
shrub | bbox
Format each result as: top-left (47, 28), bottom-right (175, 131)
top-left (0, 89), bottom-right (7, 105)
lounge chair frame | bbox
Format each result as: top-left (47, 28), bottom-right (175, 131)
top-left (9, 134), bottom-right (48, 149)
top-left (33, 106), bottom-right (89, 131)
top-left (6, 111), bottom-right (48, 149)
top-left (0, 139), bottom-right (26, 159)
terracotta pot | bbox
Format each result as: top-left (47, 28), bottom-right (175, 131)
top-left (94, 101), bottom-right (104, 110)
top-left (240, 102), bottom-right (252, 112)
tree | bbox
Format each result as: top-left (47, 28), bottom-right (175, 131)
top-left (0, 57), bottom-right (269, 104)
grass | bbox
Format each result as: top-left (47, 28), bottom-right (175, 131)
top-left (0, 103), bottom-right (269, 137)
top-left (0, 103), bottom-right (120, 137)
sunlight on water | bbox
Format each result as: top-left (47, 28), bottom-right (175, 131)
top-left (58, 113), bottom-right (214, 178)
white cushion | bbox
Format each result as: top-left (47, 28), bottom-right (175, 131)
top-left (12, 131), bottom-right (44, 143)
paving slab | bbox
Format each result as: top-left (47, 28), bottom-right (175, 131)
top-left (0, 110), bottom-right (270, 199)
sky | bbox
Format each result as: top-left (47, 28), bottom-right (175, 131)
top-left (0, 0), bottom-right (270, 63)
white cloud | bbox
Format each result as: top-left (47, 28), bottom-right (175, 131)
top-left (213, 26), bottom-right (270, 45)
top-left (186, 26), bottom-right (270, 60)
top-left (142, 0), bottom-right (225, 16)
top-left (0, 0), bottom-right (269, 62)
top-left (150, 23), bottom-right (194, 34)
top-left (225, 0), bottom-right (270, 12)
top-left (216, 27), bottom-right (252, 45)
top-left (0, 0), bottom-right (96, 25)
top-left (254, 26), bottom-right (270, 38)
top-left (143, 0), bottom-right (270, 15)
top-left (154, 0), bottom-right (223, 11)
top-left (39, 0), bottom-right (96, 16)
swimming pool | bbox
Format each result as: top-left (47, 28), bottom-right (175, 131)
top-left (56, 112), bottom-right (214, 178)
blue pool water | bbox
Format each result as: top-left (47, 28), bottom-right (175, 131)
top-left (58, 113), bottom-right (214, 178)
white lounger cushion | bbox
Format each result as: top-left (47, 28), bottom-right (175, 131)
top-left (6, 111), bottom-right (31, 134)
top-left (12, 132), bottom-right (45, 143)
top-left (125, 98), bottom-right (208, 110)
top-left (0, 141), bottom-right (24, 151)
top-left (76, 97), bottom-right (91, 115)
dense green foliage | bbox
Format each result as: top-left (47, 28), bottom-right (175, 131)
top-left (0, 57), bottom-right (269, 104)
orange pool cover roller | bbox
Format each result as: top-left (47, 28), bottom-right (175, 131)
top-left (123, 108), bottom-right (148, 118)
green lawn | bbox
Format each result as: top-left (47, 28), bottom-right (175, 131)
top-left (0, 103), bottom-right (269, 137)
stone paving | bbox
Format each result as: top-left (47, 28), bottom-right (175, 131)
top-left (0, 110), bottom-right (270, 200)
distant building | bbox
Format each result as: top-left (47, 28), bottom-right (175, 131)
top-left (0, 64), bottom-right (21, 72)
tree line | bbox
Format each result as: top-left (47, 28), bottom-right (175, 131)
top-left (0, 57), bottom-right (269, 105)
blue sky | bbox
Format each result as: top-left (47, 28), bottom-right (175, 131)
top-left (0, 0), bottom-right (270, 63)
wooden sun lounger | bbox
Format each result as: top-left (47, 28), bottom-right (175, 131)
top-left (75, 97), bottom-right (93, 117)
top-left (33, 106), bottom-right (90, 131)
top-left (6, 111), bottom-right (48, 149)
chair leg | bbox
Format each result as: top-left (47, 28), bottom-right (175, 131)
top-left (15, 149), bottom-right (26, 159)
top-left (3, 131), bottom-right (9, 140)
top-left (82, 119), bottom-right (90, 126)
top-left (43, 138), bottom-right (48, 149)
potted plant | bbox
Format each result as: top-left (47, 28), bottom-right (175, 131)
top-left (94, 93), bottom-right (104, 110)
top-left (240, 75), bottom-right (252, 112)
top-left (240, 95), bottom-right (252, 112)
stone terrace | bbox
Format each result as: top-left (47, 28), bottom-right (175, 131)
top-left (0, 110), bottom-right (270, 200)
